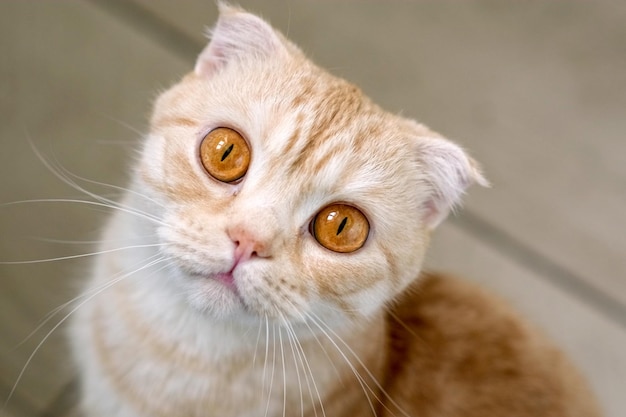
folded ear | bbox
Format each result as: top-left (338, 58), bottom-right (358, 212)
top-left (416, 137), bottom-right (489, 230)
top-left (195, 3), bottom-right (287, 77)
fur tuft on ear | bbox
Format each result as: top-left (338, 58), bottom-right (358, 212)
top-left (194, 2), bottom-right (286, 77)
top-left (417, 137), bottom-right (489, 230)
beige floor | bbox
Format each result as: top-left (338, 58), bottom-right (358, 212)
top-left (1, 1), bottom-right (625, 416)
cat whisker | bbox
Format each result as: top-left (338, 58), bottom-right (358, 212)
top-left (280, 318), bottom-right (308, 417)
top-left (28, 137), bottom-right (162, 208)
top-left (262, 313), bottom-right (269, 398)
top-left (293, 329), bottom-right (326, 417)
top-left (13, 250), bottom-right (153, 349)
top-left (298, 266), bottom-right (349, 382)
top-left (264, 323), bottom-right (278, 417)
top-left (280, 304), bottom-right (333, 417)
top-left (49, 154), bottom-right (165, 209)
top-left (387, 310), bottom-right (419, 340)
top-left (304, 311), bottom-right (379, 417)
top-left (99, 112), bottom-right (146, 138)
top-left (11, 303), bottom-right (73, 354)
top-left (32, 234), bottom-right (159, 246)
top-left (13, 253), bottom-right (166, 350)
top-left (27, 137), bottom-right (164, 222)
top-left (0, 198), bottom-right (166, 227)
top-left (252, 316), bottom-right (264, 367)
top-left (287, 300), bottom-right (343, 383)
top-left (278, 325), bottom-right (287, 417)
top-left (3, 255), bottom-right (170, 411)
top-left (25, 138), bottom-right (162, 223)
top-left (93, 139), bottom-right (138, 146)
top-left (306, 311), bottom-right (411, 417)
top-left (0, 242), bottom-right (165, 265)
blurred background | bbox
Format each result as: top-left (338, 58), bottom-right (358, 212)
top-left (1, 1), bottom-right (625, 416)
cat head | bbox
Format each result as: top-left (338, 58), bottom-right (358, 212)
top-left (138, 4), bottom-right (487, 324)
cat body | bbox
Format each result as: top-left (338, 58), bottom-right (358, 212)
top-left (70, 5), bottom-right (601, 416)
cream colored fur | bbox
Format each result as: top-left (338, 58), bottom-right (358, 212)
top-left (70, 4), bottom-right (600, 417)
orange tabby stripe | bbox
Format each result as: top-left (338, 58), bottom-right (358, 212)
top-left (377, 242), bottom-right (400, 284)
top-left (112, 279), bottom-right (218, 374)
top-left (153, 116), bottom-right (198, 130)
top-left (287, 83), bottom-right (363, 175)
top-left (92, 300), bottom-right (183, 417)
top-left (95, 289), bottom-right (258, 416)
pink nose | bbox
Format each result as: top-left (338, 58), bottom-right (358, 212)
top-left (227, 224), bottom-right (271, 263)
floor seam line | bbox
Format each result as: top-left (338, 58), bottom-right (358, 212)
top-left (451, 210), bottom-right (626, 332)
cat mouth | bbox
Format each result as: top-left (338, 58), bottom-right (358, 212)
top-left (185, 266), bottom-right (241, 297)
top-left (188, 269), bottom-right (247, 308)
top-left (182, 261), bottom-right (239, 293)
top-left (205, 269), bottom-right (245, 302)
top-left (212, 271), bottom-right (237, 291)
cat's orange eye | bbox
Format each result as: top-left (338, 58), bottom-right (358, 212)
top-left (312, 204), bottom-right (369, 253)
top-left (200, 128), bottom-right (250, 183)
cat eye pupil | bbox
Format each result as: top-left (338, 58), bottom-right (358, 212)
top-left (221, 144), bottom-right (234, 161)
top-left (336, 217), bottom-right (348, 235)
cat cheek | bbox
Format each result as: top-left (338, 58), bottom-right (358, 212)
top-left (343, 279), bottom-right (394, 317)
top-left (138, 134), bottom-right (167, 188)
top-left (236, 266), bottom-right (310, 319)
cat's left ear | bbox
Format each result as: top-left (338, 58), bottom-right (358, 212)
top-left (416, 137), bottom-right (489, 230)
top-left (195, 3), bottom-right (287, 77)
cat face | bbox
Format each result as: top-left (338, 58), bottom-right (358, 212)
top-left (137, 5), bottom-right (486, 324)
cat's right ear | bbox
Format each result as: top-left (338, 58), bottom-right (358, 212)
top-left (415, 136), bottom-right (489, 231)
top-left (195, 3), bottom-right (287, 77)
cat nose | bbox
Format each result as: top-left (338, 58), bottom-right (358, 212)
top-left (227, 224), bottom-right (272, 262)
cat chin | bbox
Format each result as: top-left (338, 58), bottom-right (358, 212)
top-left (179, 269), bottom-right (284, 322)
top-left (182, 275), bottom-right (248, 319)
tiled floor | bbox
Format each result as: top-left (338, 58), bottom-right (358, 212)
top-left (1, 1), bottom-right (625, 416)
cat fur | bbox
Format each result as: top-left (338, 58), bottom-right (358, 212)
top-left (70, 4), bottom-right (601, 417)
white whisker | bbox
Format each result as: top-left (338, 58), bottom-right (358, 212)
top-left (94, 139), bottom-right (137, 146)
top-left (279, 326), bottom-right (287, 417)
top-left (3, 255), bottom-right (169, 410)
top-left (298, 317), bottom-right (343, 384)
top-left (26, 138), bottom-right (162, 224)
top-left (99, 112), bottom-right (146, 138)
top-left (262, 313), bottom-right (269, 396)
top-left (304, 311), bottom-right (378, 417)
top-left (0, 199), bottom-right (165, 227)
top-left (264, 323), bottom-right (277, 417)
top-left (33, 234), bottom-right (159, 245)
top-left (282, 319), bottom-right (308, 417)
top-left (0, 243), bottom-right (165, 265)
top-left (307, 311), bottom-right (411, 417)
top-left (50, 156), bottom-right (165, 209)
top-left (13, 253), bottom-right (165, 350)
top-left (252, 316), bottom-right (264, 367)
top-left (282, 305), bottom-right (328, 417)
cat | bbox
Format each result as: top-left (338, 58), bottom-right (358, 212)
top-left (69, 4), bottom-right (601, 417)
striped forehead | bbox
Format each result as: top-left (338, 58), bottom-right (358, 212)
top-left (265, 81), bottom-right (381, 178)
top-left (252, 103), bottom-right (400, 211)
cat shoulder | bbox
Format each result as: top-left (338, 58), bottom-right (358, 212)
top-left (383, 273), bottom-right (602, 417)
